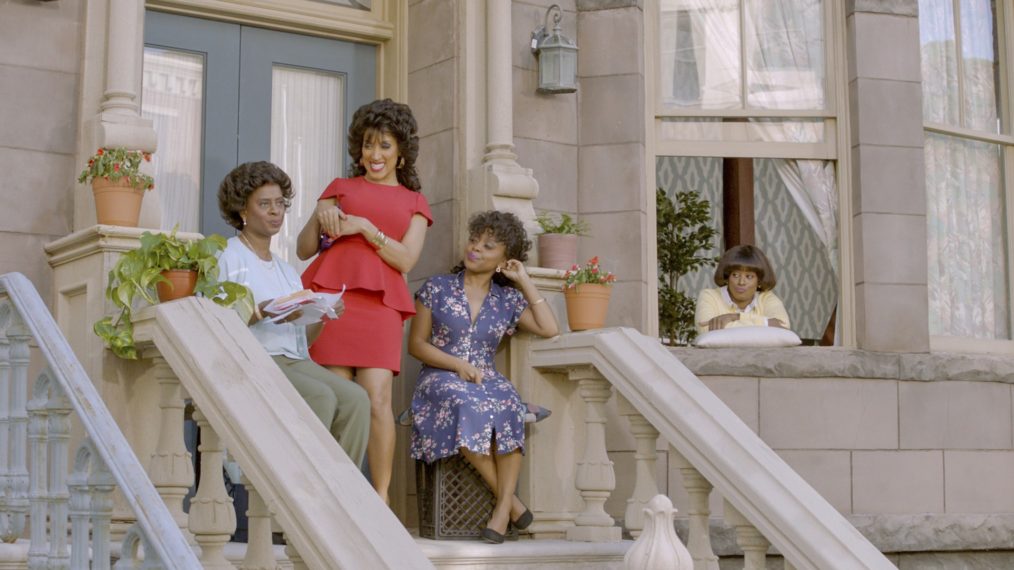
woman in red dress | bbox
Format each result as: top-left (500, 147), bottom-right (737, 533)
top-left (297, 99), bottom-right (431, 503)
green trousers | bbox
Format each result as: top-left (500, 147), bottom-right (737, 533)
top-left (271, 355), bottom-right (370, 466)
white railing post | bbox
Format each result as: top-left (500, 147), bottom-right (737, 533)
top-left (147, 355), bottom-right (194, 540)
top-left (68, 443), bottom-right (93, 570)
top-left (189, 406), bottom-right (237, 569)
top-left (88, 448), bottom-right (116, 570)
top-left (616, 394), bottom-right (660, 538)
top-left (3, 310), bottom-right (30, 543)
top-left (46, 379), bottom-right (72, 569)
top-left (671, 448), bottom-right (719, 570)
top-left (283, 535), bottom-right (308, 570)
top-left (26, 379), bottom-right (48, 569)
top-left (566, 366), bottom-right (621, 542)
top-left (241, 476), bottom-right (278, 570)
top-left (726, 500), bottom-right (771, 570)
top-left (624, 495), bottom-right (693, 569)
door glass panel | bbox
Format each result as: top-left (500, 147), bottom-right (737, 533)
top-left (270, 65), bottom-right (345, 270)
top-left (141, 47), bottom-right (204, 232)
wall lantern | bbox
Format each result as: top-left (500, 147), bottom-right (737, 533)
top-left (530, 4), bottom-right (578, 94)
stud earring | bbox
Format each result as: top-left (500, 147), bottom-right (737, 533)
top-left (242, 218), bottom-right (247, 227)
top-left (495, 266), bottom-right (502, 273)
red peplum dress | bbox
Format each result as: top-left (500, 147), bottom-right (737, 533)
top-left (301, 176), bottom-right (432, 374)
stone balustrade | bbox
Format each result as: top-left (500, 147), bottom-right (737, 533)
top-left (0, 272), bottom-right (199, 569)
top-left (526, 327), bottom-right (896, 570)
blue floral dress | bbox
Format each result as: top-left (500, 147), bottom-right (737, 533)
top-left (410, 273), bottom-right (529, 463)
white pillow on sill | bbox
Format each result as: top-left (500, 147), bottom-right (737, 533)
top-left (694, 326), bottom-right (802, 348)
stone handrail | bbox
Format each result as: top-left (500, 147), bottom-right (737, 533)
top-left (0, 271), bottom-right (200, 568)
top-left (528, 327), bottom-right (895, 570)
top-left (131, 295), bottom-right (433, 569)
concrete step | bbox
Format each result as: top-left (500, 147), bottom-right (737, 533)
top-left (416, 536), bottom-right (632, 569)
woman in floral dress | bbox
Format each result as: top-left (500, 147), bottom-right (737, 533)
top-left (408, 211), bottom-right (559, 544)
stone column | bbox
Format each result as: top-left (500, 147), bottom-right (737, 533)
top-left (847, 1), bottom-right (929, 352)
top-left (468, 0), bottom-right (540, 234)
top-left (77, 0), bottom-right (159, 230)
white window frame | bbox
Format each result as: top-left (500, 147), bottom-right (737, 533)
top-left (926, 0), bottom-right (1014, 354)
top-left (645, 0), bottom-right (855, 346)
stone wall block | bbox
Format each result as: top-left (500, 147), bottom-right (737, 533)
top-left (759, 378), bottom-right (898, 449)
top-left (516, 138), bottom-right (578, 211)
top-left (578, 74), bottom-right (645, 146)
top-left (514, 68), bottom-right (579, 144)
top-left (853, 451), bottom-right (943, 514)
top-left (850, 145), bottom-right (926, 215)
top-left (417, 129), bottom-right (456, 204)
top-left (849, 12), bottom-right (921, 82)
top-left (408, 59), bottom-right (456, 138)
top-left (579, 143), bottom-right (644, 212)
top-left (849, 78), bottom-right (925, 148)
top-left (854, 213), bottom-right (927, 285)
top-left (700, 377), bottom-right (759, 433)
top-left (577, 8), bottom-right (642, 78)
top-left (776, 450), bottom-right (852, 514)
top-left (408, 0), bottom-right (456, 74)
top-left (945, 451), bottom-right (1014, 512)
top-left (900, 382), bottom-right (1013, 450)
top-left (0, 0), bottom-right (82, 73)
top-left (0, 66), bottom-right (77, 154)
top-left (854, 283), bottom-right (929, 353)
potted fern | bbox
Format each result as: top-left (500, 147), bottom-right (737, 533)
top-left (93, 228), bottom-right (252, 359)
top-left (535, 211), bottom-right (589, 270)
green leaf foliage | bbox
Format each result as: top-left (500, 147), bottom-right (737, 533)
top-left (94, 227), bottom-right (251, 359)
top-left (656, 187), bottom-right (718, 345)
top-left (535, 211), bottom-right (590, 236)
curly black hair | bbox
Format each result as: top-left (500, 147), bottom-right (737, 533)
top-left (452, 211), bottom-right (531, 287)
top-left (347, 98), bottom-right (421, 192)
top-left (218, 161), bottom-right (293, 231)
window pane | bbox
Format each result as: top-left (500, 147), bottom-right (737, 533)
top-left (926, 132), bottom-right (1009, 339)
top-left (660, 0), bottom-right (742, 109)
top-left (270, 66), bottom-right (344, 271)
top-left (744, 0), bottom-right (825, 110)
top-left (311, 0), bottom-right (371, 9)
top-left (141, 48), bottom-right (204, 232)
top-left (960, 0), bottom-right (1001, 133)
top-left (919, 0), bottom-right (960, 125)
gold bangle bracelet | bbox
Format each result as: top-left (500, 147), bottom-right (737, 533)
top-left (530, 297), bottom-right (546, 306)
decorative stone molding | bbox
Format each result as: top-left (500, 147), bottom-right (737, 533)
top-left (623, 495), bottom-right (693, 569)
top-left (671, 346), bottom-right (1014, 384)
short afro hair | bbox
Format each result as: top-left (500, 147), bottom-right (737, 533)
top-left (218, 161), bottom-right (293, 231)
top-left (452, 211), bottom-right (532, 287)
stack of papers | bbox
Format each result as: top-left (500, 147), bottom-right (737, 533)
top-left (263, 285), bottom-right (346, 326)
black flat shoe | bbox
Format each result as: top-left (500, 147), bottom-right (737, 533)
top-left (480, 527), bottom-right (505, 544)
top-left (512, 509), bottom-right (534, 531)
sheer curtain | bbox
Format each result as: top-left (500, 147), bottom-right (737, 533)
top-left (920, 0), bottom-right (1009, 339)
top-left (270, 66), bottom-right (344, 272)
top-left (661, 0), bottom-right (838, 275)
top-left (141, 48), bottom-right (204, 232)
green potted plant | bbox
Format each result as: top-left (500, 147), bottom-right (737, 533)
top-left (93, 228), bottom-right (252, 359)
top-left (656, 187), bottom-right (718, 345)
top-left (535, 211), bottom-right (590, 270)
top-left (78, 147), bottom-right (156, 227)
top-left (562, 256), bottom-right (616, 331)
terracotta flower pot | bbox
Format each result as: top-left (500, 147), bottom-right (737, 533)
top-left (564, 283), bottom-right (612, 331)
top-left (156, 269), bottom-right (198, 302)
top-left (91, 177), bottom-right (145, 227)
top-left (538, 233), bottom-right (578, 271)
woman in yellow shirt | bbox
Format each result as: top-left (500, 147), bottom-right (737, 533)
top-left (695, 245), bottom-right (790, 336)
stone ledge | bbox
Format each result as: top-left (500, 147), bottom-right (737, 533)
top-left (671, 514), bottom-right (1014, 556)
top-left (670, 347), bottom-right (1014, 385)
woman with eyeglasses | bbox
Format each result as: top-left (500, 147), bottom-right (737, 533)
top-left (217, 161), bottom-right (370, 466)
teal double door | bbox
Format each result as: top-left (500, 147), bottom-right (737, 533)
top-left (143, 11), bottom-right (375, 254)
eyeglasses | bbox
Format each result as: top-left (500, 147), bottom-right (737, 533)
top-left (253, 198), bottom-right (290, 212)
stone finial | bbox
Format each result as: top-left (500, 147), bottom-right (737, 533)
top-left (623, 494), bottom-right (693, 569)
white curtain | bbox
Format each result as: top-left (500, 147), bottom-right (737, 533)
top-left (920, 0), bottom-right (1008, 339)
top-left (270, 66), bottom-right (344, 272)
top-left (141, 48), bottom-right (204, 232)
top-left (661, 0), bottom-right (837, 274)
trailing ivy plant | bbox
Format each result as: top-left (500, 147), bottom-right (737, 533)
top-left (94, 228), bottom-right (252, 359)
top-left (657, 187), bottom-right (718, 345)
top-left (534, 211), bottom-right (590, 235)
